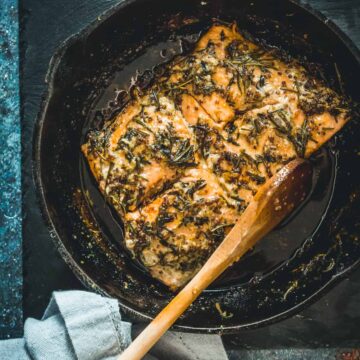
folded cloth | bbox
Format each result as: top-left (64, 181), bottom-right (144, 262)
top-left (0, 290), bottom-right (228, 360)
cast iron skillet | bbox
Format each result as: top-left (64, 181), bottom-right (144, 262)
top-left (34, 0), bottom-right (360, 333)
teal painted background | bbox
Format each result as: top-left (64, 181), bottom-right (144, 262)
top-left (0, 0), bottom-right (22, 339)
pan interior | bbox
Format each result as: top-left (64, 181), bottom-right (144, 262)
top-left (37, 0), bottom-right (360, 331)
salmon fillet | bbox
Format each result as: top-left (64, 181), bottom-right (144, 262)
top-left (82, 24), bottom-right (350, 290)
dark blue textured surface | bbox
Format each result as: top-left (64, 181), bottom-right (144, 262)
top-left (0, 0), bottom-right (22, 339)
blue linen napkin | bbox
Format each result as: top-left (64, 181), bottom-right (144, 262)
top-left (0, 290), bottom-right (228, 360)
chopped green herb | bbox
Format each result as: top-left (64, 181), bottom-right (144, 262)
top-left (246, 171), bottom-right (266, 184)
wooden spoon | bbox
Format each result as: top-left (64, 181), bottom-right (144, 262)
top-left (118, 158), bottom-right (312, 360)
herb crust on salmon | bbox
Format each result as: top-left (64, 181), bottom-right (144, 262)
top-left (82, 24), bottom-right (350, 290)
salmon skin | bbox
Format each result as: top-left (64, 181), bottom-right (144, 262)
top-left (82, 24), bottom-right (350, 290)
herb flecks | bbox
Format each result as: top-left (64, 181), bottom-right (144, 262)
top-left (153, 125), bottom-right (197, 167)
top-left (171, 139), bottom-right (196, 166)
top-left (187, 179), bottom-right (207, 198)
top-left (191, 123), bottom-right (215, 159)
top-left (268, 109), bottom-right (312, 158)
top-left (268, 109), bottom-right (292, 135)
top-left (133, 115), bottom-right (154, 134)
top-left (207, 223), bottom-right (234, 242)
top-left (225, 44), bottom-right (277, 73)
top-left (246, 171), bottom-right (266, 184)
top-left (293, 118), bottom-right (310, 157)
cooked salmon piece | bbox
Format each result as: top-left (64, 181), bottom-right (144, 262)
top-left (82, 24), bottom-right (350, 289)
top-left (124, 167), bottom-right (240, 290)
top-left (82, 94), bottom-right (198, 214)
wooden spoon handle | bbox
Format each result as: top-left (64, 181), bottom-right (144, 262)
top-left (118, 158), bottom-right (312, 360)
top-left (118, 247), bottom-right (233, 360)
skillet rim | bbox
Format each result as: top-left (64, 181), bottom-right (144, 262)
top-left (33, 0), bottom-right (360, 333)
